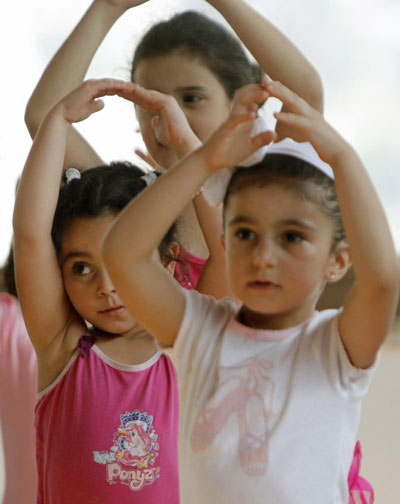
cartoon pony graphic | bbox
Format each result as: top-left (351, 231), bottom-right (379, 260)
top-left (112, 410), bottom-right (159, 468)
top-left (118, 423), bottom-right (154, 466)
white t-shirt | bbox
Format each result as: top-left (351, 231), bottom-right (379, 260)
top-left (174, 290), bottom-right (376, 504)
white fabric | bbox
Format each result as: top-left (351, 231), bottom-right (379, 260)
top-left (267, 138), bottom-right (334, 179)
top-left (174, 290), bottom-right (376, 504)
top-left (203, 137), bottom-right (334, 206)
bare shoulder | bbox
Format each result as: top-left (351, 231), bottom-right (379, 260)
top-left (36, 312), bottom-right (88, 392)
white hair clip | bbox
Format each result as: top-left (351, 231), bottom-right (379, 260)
top-left (141, 170), bottom-right (158, 186)
top-left (64, 167), bottom-right (82, 184)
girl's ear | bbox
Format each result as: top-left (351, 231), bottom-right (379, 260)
top-left (163, 242), bottom-right (181, 276)
top-left (325, 241), bottom-right (352, 283)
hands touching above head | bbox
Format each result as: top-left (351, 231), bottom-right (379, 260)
top-left (265, 80), bottom-right (354, 168)
top-left (117, 83), bottom-right (202, 159)
top-left (51, 77), bottom-right (351, 177)
top-left (53, 78), bottom-right (201, 162)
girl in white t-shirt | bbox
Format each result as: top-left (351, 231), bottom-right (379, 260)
top-left (102, 80), bottom-right (399, 503)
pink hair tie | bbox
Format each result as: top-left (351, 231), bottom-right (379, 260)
top-left (194, 186), bottom-right (204, 198)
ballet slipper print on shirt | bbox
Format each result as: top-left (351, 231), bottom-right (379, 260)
top-left (191, 357), bottom-right (277, 477)
top-left (237, 392), bottom-right (269, 476)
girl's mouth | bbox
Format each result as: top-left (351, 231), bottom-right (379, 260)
top-left (248, 281), bottom-right (279, 291)
top-left (99, 306), bottom-right (126, 317)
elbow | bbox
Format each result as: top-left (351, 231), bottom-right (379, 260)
top-left (371, 260), bottom-right (400, 306)
top-left (24, 97), bottom-right (42, 139)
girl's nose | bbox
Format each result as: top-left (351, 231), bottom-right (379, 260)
top-left (253, 238), bottom-right (276, 268)
top-left (97, 270), bottom-right (116, 296)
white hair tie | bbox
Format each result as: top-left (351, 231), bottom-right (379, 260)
top-left (64, 167), bottom-right (81, 184)
top-left (141, 170), bottom-right (158, 186)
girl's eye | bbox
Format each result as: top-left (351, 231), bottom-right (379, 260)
top-left (283, 231), bottom-right (305, 244)
top-left (236, 228), bottom-right (256, 241)
top-left (182, 94), bottom-right (203, 104)
top-left (72, 263), bottom-right (93, 276)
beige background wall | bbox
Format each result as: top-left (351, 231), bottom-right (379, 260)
top-left (357, 342), bottom-right (400, 502)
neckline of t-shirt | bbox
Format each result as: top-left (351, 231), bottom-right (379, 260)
top-left (228, 310), bottom-right (318, 342)
top-left (92, 344), bottom-right (163, 372)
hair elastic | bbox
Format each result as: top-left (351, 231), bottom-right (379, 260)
top-left (64, 167), bottom-right (81, 184)
top-left (141, 170), bottom-right (158, 186)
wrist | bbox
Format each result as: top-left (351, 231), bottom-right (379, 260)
top-left (93, 0), bottom-right (127, 21)
top-left (174, 136), bottom-right (203, 161)
top-left (207, 0), bottom-right (242, 12)
top-left (46, 103), bottom-right (73, 130)
top-left (329, 144), bottom-right (360, 172)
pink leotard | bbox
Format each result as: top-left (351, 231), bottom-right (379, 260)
top-left (35, 334), bottom-right (179, 503)
top-left (174, 248), bottom-right (207, 290)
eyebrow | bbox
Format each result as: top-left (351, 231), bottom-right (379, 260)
top-left (228, 215), bottom-right (257, 227)
top-left (173, 85), bottom-right (209, 93)
top-left (280, 218), bottom-right (317, 231)
top-left (62, 251), bottom-right (92, 264)
top-left (228, 215), bottom-right (317, 231)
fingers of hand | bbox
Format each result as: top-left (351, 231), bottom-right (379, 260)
top-left (265, 81), bottom-right (316, 119)
top-left (252, 130), bottom-right (277, 150)
top-left (233, 86), bottom-right (269, 113)
top-left (151, 115), bottom-right (160, 130)
top-left (134, 149), bottom-right (158, 169)
top-left (91, 99), bottom-right (105, 114)
top-left (84, 78), bottom-right (131, 99)
top-left (225, 112), bottom-right (256, 135)
top-left (273, 111), bottom-right (314, 132)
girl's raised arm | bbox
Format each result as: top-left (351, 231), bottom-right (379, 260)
top-left (25, 0), bottom-right (150, 169)
top-left (267, 80), bottom-right (400, 369)
top-left (14, 79), bottom-right (131, 356)
top-left (116, 83), bottom-right (233, 299)
top-left (207, 0), bottom-right (324, 139)
top-left (103, 83), bottom-right (276, 346)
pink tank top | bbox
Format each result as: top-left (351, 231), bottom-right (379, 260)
top-left (35, 335), bottom-right (179, 503)
top-left (0, 293), bottom-right (37, 502)
top-left (174, 248), bottom-right (207, 290)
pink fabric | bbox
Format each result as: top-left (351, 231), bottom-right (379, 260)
top-left (0, 293), bottom-right (38, 502)
top-left (348, 441), bottom-right (374, 503)
top-left (35, 343), bottom-right (179, 503)
top-left (174, 249), bottom-right (207, 290)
